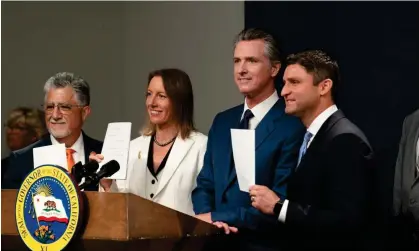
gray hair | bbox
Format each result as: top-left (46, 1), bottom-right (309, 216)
top-left (233, 28), bottom-right (282, 66)
top-left (43, 72), bottom-right (90, 106)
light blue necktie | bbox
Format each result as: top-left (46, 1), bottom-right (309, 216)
top-left (297, 131), bottom-right (313, 167)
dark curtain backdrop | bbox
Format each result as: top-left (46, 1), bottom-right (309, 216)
top-left (245, 1), bottom-right (419, 246)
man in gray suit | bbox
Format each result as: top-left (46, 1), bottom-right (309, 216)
top-left (393, 108), bottom-right (419, 249)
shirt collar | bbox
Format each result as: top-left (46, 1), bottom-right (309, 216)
top-left (242, 90), bottom-right (279, 121)
top-left (307, 105), bottom-right (338, 137)
top-left (50, 133), bottom-right (84, 154)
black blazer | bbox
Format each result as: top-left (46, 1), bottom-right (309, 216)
top-left (2, 132), bottom-right (103, 191)
top-left (1, 156), bottom-right (10, 183)
top-left (284, 110), bottom-right (374, 249)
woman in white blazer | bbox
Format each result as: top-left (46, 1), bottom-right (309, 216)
top-left (91, 68), bottom-right (207, 216)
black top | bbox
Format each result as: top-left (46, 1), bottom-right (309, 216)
top-left (147, 134), bottom-right (175, 179)
top-left (1, 156), bottom-right (10, 182)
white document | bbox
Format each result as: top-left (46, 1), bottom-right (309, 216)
top-left (33, 143), bottom-right (67, 170)
top-left (99, 122), bottom-right (131, 180)
top-left (231, 129), bottom-right (255, 192)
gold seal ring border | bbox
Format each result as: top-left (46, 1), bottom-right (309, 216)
top-left (15, 164), bottom-right (83, 251)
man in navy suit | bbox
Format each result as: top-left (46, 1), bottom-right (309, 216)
top-left (250, 50), bottom-right (374, 249)
top-left (2, 72), bottom-right (103, 191)
top-left (192, 28), bottom-right (305, 250)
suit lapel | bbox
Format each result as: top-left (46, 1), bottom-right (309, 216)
top-left (224, 106), bottom-right (244, 191)
top-left (255, 100), bottom-right (284, 150)
top-left (298, 110), bottom-right (345, 170)
top-left (82, 131), bottom-right (100, 163)
top-left (224, 100), bottom-right (284, 190)
top-left (155, 136), bottom-right (195, 197)
top-left (82, 133), bottom-right (90, 163)
top-left (129, 136), bottom-right (151, 198)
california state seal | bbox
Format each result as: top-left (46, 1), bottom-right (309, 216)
top-left (15, 165), bottom-right (83, 251)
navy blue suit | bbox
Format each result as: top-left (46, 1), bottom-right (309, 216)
top-left (192, 99), bottom-right (304, 249)
top-left (2, 132), bottom-right (103, 191)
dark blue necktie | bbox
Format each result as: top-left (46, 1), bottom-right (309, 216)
top-left (239, 109), bottom-right (254, 129)
top-left (228, 109), bottom-right (254, 180)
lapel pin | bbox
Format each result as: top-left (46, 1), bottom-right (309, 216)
top-left (138, 151), bottom-right (141, 160)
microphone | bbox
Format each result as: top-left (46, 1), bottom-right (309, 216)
top-left (70, 161), bottom-right (100, 184)
top-left (70, 161), bottom-right (83, 180)
top-left (78, 160), bottom-right (120, 190)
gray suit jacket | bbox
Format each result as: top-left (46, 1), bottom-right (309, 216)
top-left (393, 109), bottom-right (419, 220)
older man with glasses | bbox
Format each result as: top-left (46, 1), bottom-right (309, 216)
top-left (2, 72), bottom-right (103, 191)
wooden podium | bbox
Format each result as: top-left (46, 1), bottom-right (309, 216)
top-left (1, 189), bottom-right (224, 251)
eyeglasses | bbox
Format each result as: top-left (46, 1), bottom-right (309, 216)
top-left (42, 103), bottom-right (85, 114)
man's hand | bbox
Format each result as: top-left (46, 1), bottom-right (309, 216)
top-left (249, 185), bottom-right (280, 215)
top-left (213, 221), bottom-right (239, 234)
top-left (195, 213), bottom-right (238, 234)
top-left (89, 151), bottom-right (104, 163)
top-left (195, 213), bottom-right (212, 223)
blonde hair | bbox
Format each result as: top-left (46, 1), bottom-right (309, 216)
top-left (5, 107), bottom-right (47, 139)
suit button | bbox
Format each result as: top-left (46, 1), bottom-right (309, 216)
top-left (151, 180), bottom-right (155, 184)
top-left (150, 193), bottom-right (154, 198)
top-left (410, 199), bottom-right (416, 204)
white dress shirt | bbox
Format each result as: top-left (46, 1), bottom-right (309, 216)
top-left (278, 105), bottom-right (338, 222)
top-left (50, 133), bottom-right (86, 167)
top-left (241, 91), bottom-right (279, 129)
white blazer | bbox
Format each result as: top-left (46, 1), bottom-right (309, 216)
top-left (108, 131), bottom-right (207, 215)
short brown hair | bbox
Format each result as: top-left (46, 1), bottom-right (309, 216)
top-left (234, 28), bottom-right (283, 66)
top-left (5, 107), bottom-right (47, 139)
top-left (286, 50), bottom-right (340, 100)
top-left (141, 68), bottom-right (196, 139)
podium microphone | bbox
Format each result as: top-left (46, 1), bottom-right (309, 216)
top-left (70, 161), bottom-right (100, 184)
top-left (79, 160), bottom-right (120, 190)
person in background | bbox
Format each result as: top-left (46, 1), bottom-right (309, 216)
top-left (2, 107), bottom-right (47, 181)
top-left (393, 108), bottom-right (419, 250)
